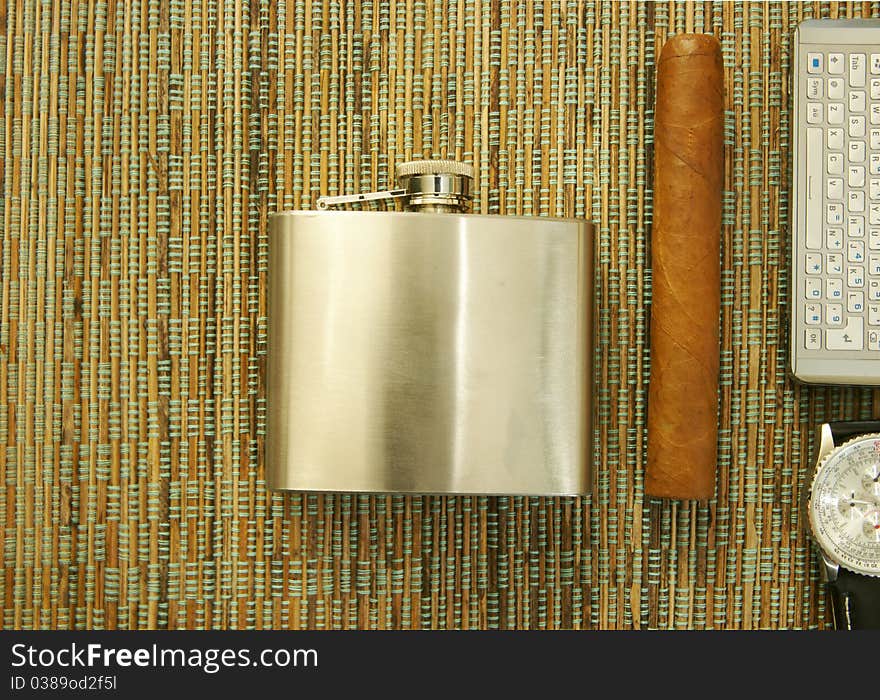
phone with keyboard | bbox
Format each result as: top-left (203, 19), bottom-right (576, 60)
top-left (791, 19), bottom-right (880, 384)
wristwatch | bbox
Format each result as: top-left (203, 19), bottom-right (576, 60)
top-left (807, 421), bottom-right (880, 629)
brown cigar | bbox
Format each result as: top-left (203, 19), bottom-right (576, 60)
top-left (646, 34), bottom-right (724, 500)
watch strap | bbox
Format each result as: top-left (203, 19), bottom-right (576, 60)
top-left (828, 420), bottom-right (880, 445)
top-left (828, 568), bottom-right (880, 630)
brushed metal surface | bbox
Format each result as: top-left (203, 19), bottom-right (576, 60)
top-left (266, 210), bottom-right (593, 495)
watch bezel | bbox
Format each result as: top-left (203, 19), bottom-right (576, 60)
top-left (808, 430), bottom-right (880, 579)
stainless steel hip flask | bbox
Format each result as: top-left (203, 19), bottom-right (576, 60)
top-left (266, 160), bottom-right (593, 495)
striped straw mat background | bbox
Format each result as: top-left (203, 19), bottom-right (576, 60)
top-left (2, 0), bottom-right (880, 630)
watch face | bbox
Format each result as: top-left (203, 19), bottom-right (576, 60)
top-left (809, 434), bottom-right (880, 577)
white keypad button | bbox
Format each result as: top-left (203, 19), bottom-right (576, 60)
top-left (849, 115), bottom-right (866, 137)
top-left (849, 190), bottom-right (866, 212)
top-left (808, 53), bottom-right (824, 74)
top-left (827, 227), bottom-right (844, 248)
top-left (872, 104), bottom-right (880, 125)
top-left (870, 304), bottom-right (880, 325)
top-left (869, 330), bottom-right (880, 351)
top-left (871, 154), bottom-right (880, 175)
top-left (806, 328), bottom-right (822, 349)
top-left (871, 179), bottom-right (880, 201)
top-left (808, 77), bottom-right (823, 99)
top-left (828, 253), bottom-right (844, 274)
top-left (827, 177), bottom-right (844, 199)
top-left (872, 128), bottom-right (880, 149)
top-left (806, 253), bottom-right (823, 274)
top-left (850, 91), bottom-right (867, 112)
top-left (828, 103), bottom-right (845, 124)
top-left (872, 203), bottom-right (880, 224)
top-left (848, 216), bottom-right (864, 238)
top-left (807, 103), bottom-right (822, 124)
top-left (829, 128), bottom-right (845, 150)
top-left (828, 53), bottom-right (845, 74)
top-left (806, 278), bottom-right (823, 299)
top-left (827, 278), bottom-right (844, 300)
top-left (871, 230), bottom-right (880, 250)
top-left (805, 303), bottom-right (822, 325)
top-left (829, 153), bottom-right (844, 174)
top-left (872, 78), bottom-right (880, 100)
top-left (848, 240), bottom-right (865, 262)
top-left (827, 316), bottom-right (863, 350)
top-left (848, 291), bottom-right (865, 313)
top-left (870, 255), bottom-right (880, 276)
top-left (826, 303), bottom-right (844, 326)
top-left (849, 166), bottom-right (866, 188)
top-left (827, 204), bottom-right (844, 225)
top-left (848, 265), bottom-right (865, 288)
top-left (849, 141), bottom-right (866, 162)
top-left (829, 77), bottom-right (845, 99)
top-left (872, 54), bottom-right (880, 74)
top-left (871, 279), bottom-right (880, 300)
top-left (850, 54), bottom-right (866, 87)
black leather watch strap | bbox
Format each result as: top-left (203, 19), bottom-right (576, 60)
top-left (829, 420), bottom-right (880, 445)
top-left (828, 568), bottom-right (880, 630)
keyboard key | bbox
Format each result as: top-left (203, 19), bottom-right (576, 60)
top-left (826, 303), bottom-right (844, 326)
top-left (806, 127), bottom-right (824, 249)
top-left (850, 91), bottom-right (867, 112)
top-left (805, 303), bottom-right (822, 325)
top-left (806, 328), bottom-right (822, 350)
top-left (872, 78), bottom-right (880, 100)
top-left (828, 103), bottom-right (845, 124)
top-left (869, 330), bottom-right (880, 350)
top-left (848, 265), bottom-right (865, 288)
top-left (828, 177), bottom-right (844, 199)
top-left (827, 227), bottom-right (844, 249)
top-left (848, 240), bottom-right (865, 263)
top-left (872, 154), bottom-right (880, 175)
top-left (871, 179), bottom-right (880, 201)
top-left (849, 141), bottom-right (866, 162)
top-left (872, 203), bottom-right (880, 224)
top-left (870, 255), bottom-right (880, 276)
top-left (807, 103), bottom-right (822, 124)
top-left (849, 166), bottom-right (866, 187)
top-left (829, 53), bottom-right (845, 74)
top-left (828, 253), bottom-right (844, 274)
top-left (872, 104), bottom-right (880, 124)
top-left (872, 128), bottom-right (880, 149)
top-left (829, 77), bottom-right (845, 99)
top-left (870, 304), bottom-right (880, 325)
top-left (850, 115), bottom-right (866, 137)
top-left (807, 278), bottom-right (823, 299)
top-left (850, 54), bottom-right (866, 87)
top-left (826, 316), bottom-right (863, 350)
top-left (849, 190), bottom-right (866, 212)
top-left (807, 77), bottom-right (823, 99)
top-left (827, 278), bottom-right (844, 300)
top-left (848, 216), bottom-right (864, 238)
top-left (829, 127), bottom-right (845, 149)
top-left (873, 54), bottom-right (880, 74)
top-left (849, 291), bottom-right (865, 313)
top-left (827, 203), bottom-right (844, 225)
top-left (806, 253), bottom-right (823, 274)
top-left (871, 279), bottom-right (880, 300)
top-left (808, 53), bottom-right (824, 74)
top-left (871, 230), bottom-right (880, 250)
top-left (829, 152), bottom-right (844, 174)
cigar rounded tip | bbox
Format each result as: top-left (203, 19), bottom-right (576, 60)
top-left (660, 33), bottom-right (722, 61)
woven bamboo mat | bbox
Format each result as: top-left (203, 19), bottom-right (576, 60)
top-left (3, 0), bottom-right (880, 630)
